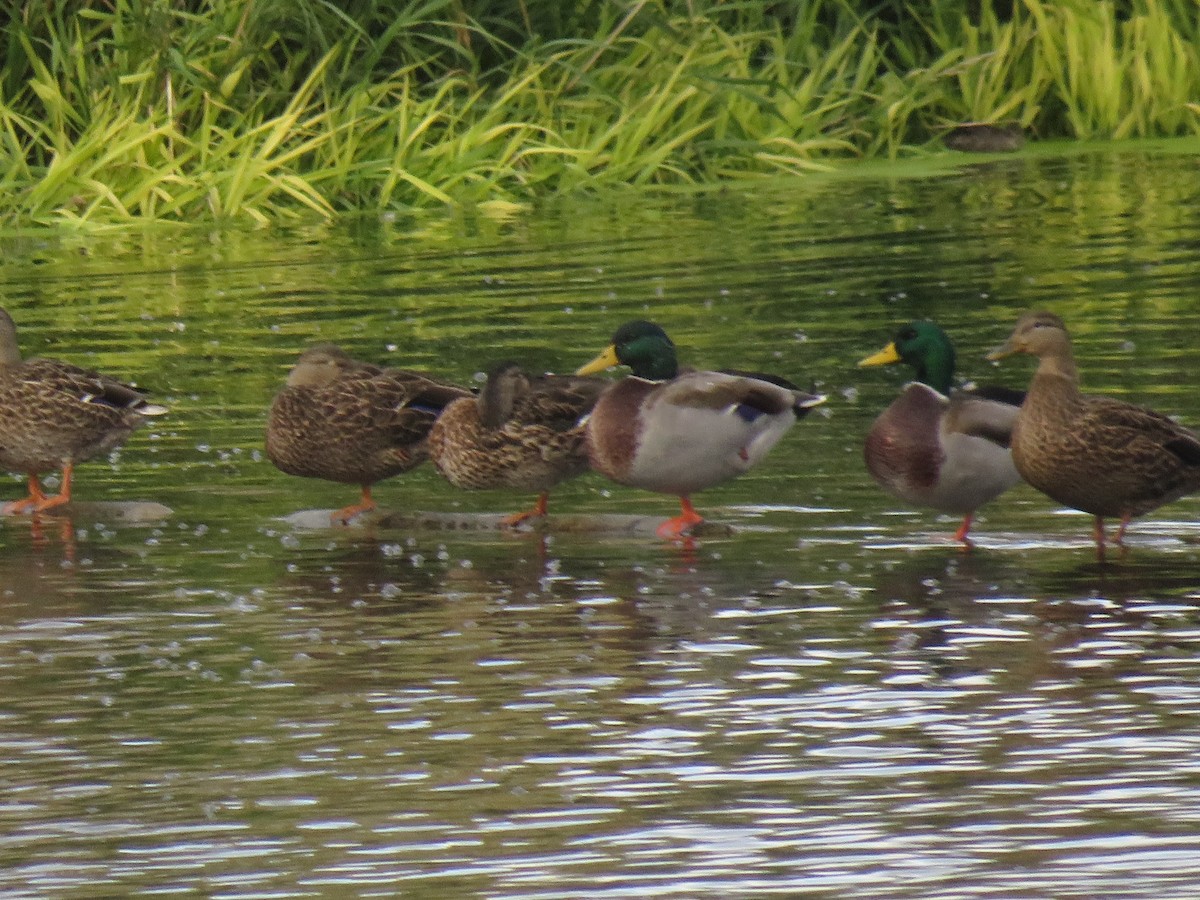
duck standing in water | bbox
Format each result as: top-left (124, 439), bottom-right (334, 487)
top-left (988, 310), bottom-right (1200, 557)
top-left (859, 320), bottom-right (1023, 545)
top-left (0, 307), bottom-right (167, 514)
top-left (428, 360), bottom-right (606, 526)
top-left (576, 320), bottom-right (826, 539)
top-left (266, 344), bottom-right (471, 524)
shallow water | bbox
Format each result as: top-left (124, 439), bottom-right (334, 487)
top-left (3, 143), bottom-right (1200, 896)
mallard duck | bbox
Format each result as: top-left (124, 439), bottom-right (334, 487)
top-left (0, 307), bottom-right (167, 514)
top-left (428, 360), bottom-right (606, 526)
top-left (576, 320), bottom-right (826, 538)
top-left (988, 310), bottom-right (1200, 556)
top-left (266, 344), bottom-right (471, 524)
top-left (858, 320), bottom-right (1023, 544)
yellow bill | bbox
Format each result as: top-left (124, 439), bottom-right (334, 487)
top-left (857, 342), bottom-right (902, 368)
top-left (575, 344), bottom-right (620, 376)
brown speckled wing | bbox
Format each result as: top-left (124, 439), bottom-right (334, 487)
top-left (513, 374), bottom-right (606, 432)
top-left (1087, 399), bottom-right (1200, 509)
top-left (266, 368), bottom-right (469, 487)
top-left (0, 358), bottom-right (153, 473)
top-left (1084, 398), bottom-right (1199, 446)
top-left (427, 373), bottom-right (600, 492)
top-left (23, 358), bottom-right (152, 412)
top-left (1014, 391), bottom-right (1200, 518)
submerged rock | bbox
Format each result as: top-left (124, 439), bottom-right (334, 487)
top-left (0, 500), bottom-right (172, 523)
top-left (278, 508), bottom-right (736, 537)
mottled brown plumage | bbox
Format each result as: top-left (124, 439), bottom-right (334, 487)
top-left (0, 307), bottom-right (167, 514)
top-left (428, 361), bottom-right (605, 525)
top-left (265, 344), bottom-right (470, 523)
top-left (989, 310), bottom-right (1200, 555)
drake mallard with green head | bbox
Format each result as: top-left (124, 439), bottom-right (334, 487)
top-left (266, 344), bottom-right (471, 524)
top-left (576, 320), bottom-right (826, 539)
top-left (859, 320), bottom-right (1023, 544)
top-left (0, 307), bottom-right (167, 514)
top-left (428, 360), bottom-right (606, 526)
top-left (988, 310), bottom-right (1200, 557)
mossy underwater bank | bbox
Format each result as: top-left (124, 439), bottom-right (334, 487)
top-left (2, 0), bottom-right (1199, 226)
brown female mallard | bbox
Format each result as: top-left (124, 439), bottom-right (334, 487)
top-left (988, 310), bottom-right (1200, 555)
top-left (859, 320), bottom-right (1023, 544)
top-left (428, 360), bottom-right (606, 526)
top-left (576, 320), bottom-right (826, 539)
top-left (0, 307), bottom-right (167, 514)
top-left (266, 344), bottom-right (471, 524)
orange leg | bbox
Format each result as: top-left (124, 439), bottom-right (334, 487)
top-left (31, 462), bottom-right (74, 513)
top-left (331, 485), bottom-right (376, 525)
top-left (3, 474), bottom-right (49, 515)
top-left (656, 496), bottom-right (705, 540)
top-left (1114, 514), bottom-right (1132, 547)
top-left (1093, 516), bottom-right (1107, 562)
top-left (501, 491), bottom-right (550, 528)
top-left (953, 513), bottom-right (976, 547)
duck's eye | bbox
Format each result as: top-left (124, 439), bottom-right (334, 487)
top-left (898, 327), bottom-right (917, 341)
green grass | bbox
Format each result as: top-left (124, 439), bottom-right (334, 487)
top-left (1, 0), bottom-right (1198, 225)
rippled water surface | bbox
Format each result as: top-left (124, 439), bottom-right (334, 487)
top-left (3, 144), bottom-right (1200, 897)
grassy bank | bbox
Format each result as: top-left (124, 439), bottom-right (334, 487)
top-left (1, 0), bottom-right (1198, 225)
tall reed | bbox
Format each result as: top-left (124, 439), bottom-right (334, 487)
top-left (0, 0), bottom-right (1197, 225)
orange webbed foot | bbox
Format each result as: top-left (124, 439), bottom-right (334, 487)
top-left (500, 493), bottom-right (550, 529)
top-left (30, 494), bottom-right (70, 513)
top-left (656, 497), bottom-right (704, 540)
top-left (330, 487), bottom-right (376, 525)
top-left (3, 475), bottom-right (49, 515)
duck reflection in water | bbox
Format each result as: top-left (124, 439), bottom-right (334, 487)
top-left (0, 512), bottom-right (149, 611)
top-left (870, 547), bottom-right (1200, 691)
